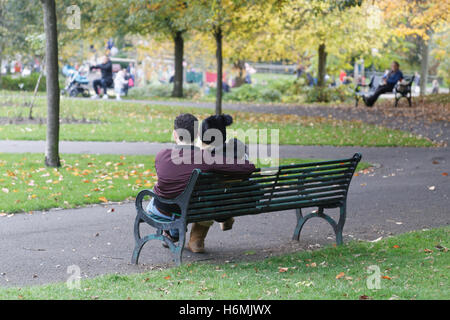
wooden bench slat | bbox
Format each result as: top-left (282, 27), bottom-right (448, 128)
top-left (186, 197), bottom-right (345, 223)
top-left (187, 191), bottom-right (347, 216)
top-left (195, 163), bottom-right (356, 186)
top-left (192, 173), bottom-right (353, 196)
top-left (189, 184), bottom-right (348, 209)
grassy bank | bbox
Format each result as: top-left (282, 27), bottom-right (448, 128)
top-left (0, 227), bottom-right (448, 299)
top-left (0, 93), bottom-right (434, 147)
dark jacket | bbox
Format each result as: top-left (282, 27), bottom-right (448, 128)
top-left (91, 61), bottom-right (113, 81)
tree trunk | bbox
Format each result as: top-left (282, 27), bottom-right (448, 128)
top-left (0, 44), bottom-right (3, 86)
top-left (214, 27), bottom-right (223, 115)
top-left (41, 0), bottom-right (60, 167)
top-left (29, 60), bottom-right (45, 120)
top-left (317, 43), bottom-right (327, 87)
top-left (233, 60), bottom-right (246, 88)
top-left (172, 31), bottom-right (184, 98)
top-left (419, 34), bottom-right (431, 96)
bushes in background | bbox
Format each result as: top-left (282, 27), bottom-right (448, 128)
top-left (126, 78), bottom-right (354, 104)
top-left (222, 79), bottom-right (353, 103)
top-left (128, 83), bottom-right (201, 99)
top-left (0, 73), bottom-right (46, 92)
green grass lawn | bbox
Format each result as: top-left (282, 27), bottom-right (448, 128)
top-left (0, 227), bottom-right (448, 300)
top-left (0, 92), bottom-right (434, 147)
top-left (0, 153), bottom-right (371, 214)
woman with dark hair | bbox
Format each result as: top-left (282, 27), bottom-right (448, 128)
top-left (186, 114), bottom-right (250, 253)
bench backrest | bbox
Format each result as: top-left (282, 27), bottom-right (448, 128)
top-left (185, 153), bottom-right (362, 222)
top-left (369, 75), bottom-right (382, 90)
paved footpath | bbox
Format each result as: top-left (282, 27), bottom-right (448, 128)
top-left (0, 141), bottom-right (449, 287)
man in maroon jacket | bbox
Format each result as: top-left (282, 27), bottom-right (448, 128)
top-left (148, 113), bottom-right (255, 253)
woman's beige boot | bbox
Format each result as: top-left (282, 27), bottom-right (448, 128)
top-left (187, 223), bottom-right (210, 253)
top-left (220, 217), bottom-right (235, 231)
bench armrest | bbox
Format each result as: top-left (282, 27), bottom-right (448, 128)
top-left (135, 189), bottom-right (177, 217)
top-left (135, 169), bottom-right (201, 218)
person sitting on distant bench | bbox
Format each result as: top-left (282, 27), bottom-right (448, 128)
top-left (363, 61), bottom-right (403, 107)
top-left (90, 56), bottom-right (113, 100)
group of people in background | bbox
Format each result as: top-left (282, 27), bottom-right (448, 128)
top-left (89, 55), bottom-right (135, 101)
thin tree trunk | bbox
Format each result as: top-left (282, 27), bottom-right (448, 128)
top-left (172, 31), bottom-right (184, 97)
top-left (0, 46), bottom-right (3, 86)
top-left (214, 27), bottom-right (223, 115)
top-left (419, 34), bottom-right (430, 96)
top-left (41, 0), bottom-right (60, 167)
top-left (29, 59), bottom-right (44, 119)
top-left (233, 60), bottom-right (246, 88)
top-left (317, 43), bottom-right (327, 87)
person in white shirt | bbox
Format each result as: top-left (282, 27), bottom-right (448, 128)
top-left (114, 68), bottom-right (128, 100)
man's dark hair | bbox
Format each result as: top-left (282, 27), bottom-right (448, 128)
top-left (393, 61), bottom-right (400, 68)
top-left (174, 113), bottom-right (198, 143)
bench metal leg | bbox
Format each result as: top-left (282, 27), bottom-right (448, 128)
top-left (335, 204), bottom-right (347, 246)
top-left (131, 214), bottom-right (144, 264)
top-left (131, 213), bottom-right (182, 265)
top-left (292, 206), bottom-right (346, 246)
top-left (173, 226), bottom-right (186, 266)
top-left (292, 208), bottom-right (304, 241)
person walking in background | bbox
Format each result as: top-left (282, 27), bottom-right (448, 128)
top-left (432, 79), bottom-right (440, 94)
top-left (114, 68), bottom-right (128, 101)
top-left (90, 56), bottom-right (113, 100)
top-left (339, 70), bottom-right (347, 84)
top-left (363, 61), bottom-right (403, 107)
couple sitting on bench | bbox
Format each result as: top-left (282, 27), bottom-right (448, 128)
top-left (362, 61), bottom-right (403, 107)
top-left (146, 113), bottom-right (255, 253)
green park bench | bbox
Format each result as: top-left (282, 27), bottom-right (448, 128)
top-left (354, 75), bottom-right (415, 107)
top-left (131, 153), bottom-right (362, 265)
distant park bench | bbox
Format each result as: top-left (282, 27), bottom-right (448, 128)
top-left (355, 75), bottom-right (415, 107)
top-left (131, 154), bottom-right (362, 265)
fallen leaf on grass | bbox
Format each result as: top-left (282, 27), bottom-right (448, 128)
top-left (164, 276), bottom-right (171, 280)
top-left (295, 281), bottom-right (313, 287)
top-left (381, 275), bottom-right (391, 280)
top-left (99, 197), bottom-right (108, 203)
top-left (336, 272), bottom-right (345, 279)
top-left (424, 248), bottom-right (433, 253)
top-left (359, 295), bottom-right (370, 300)
top-left (393, 245), bottom-right (400, 248)
top-left (278, 267), bottom-right (289, 273)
